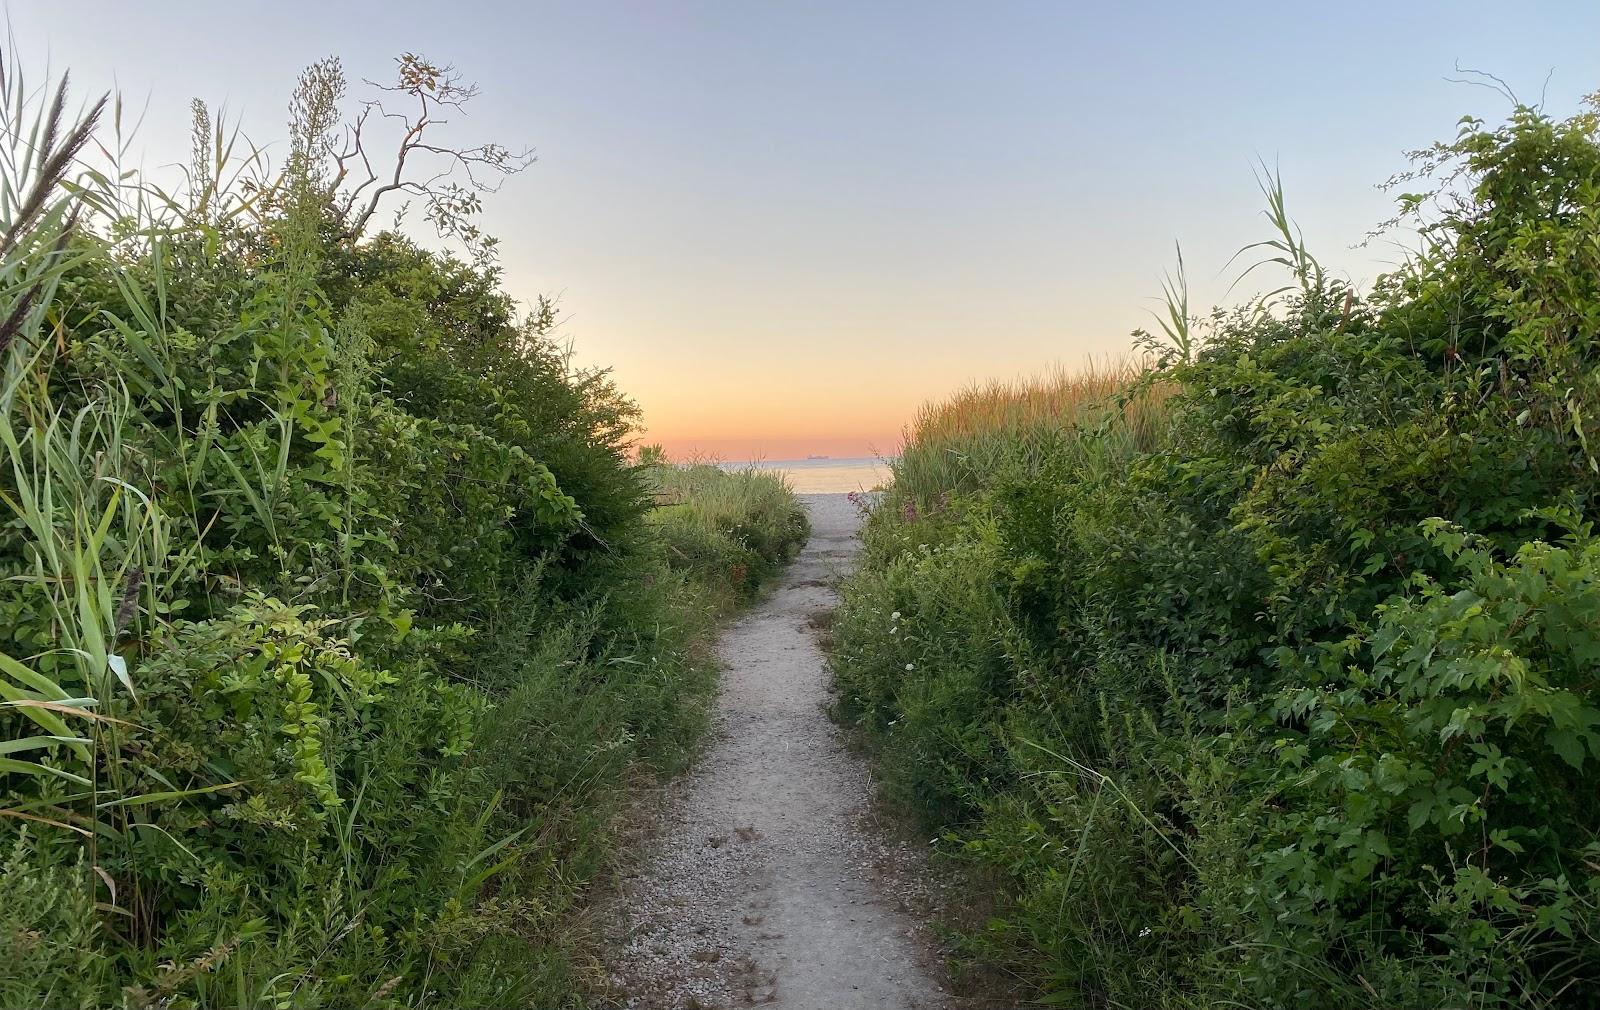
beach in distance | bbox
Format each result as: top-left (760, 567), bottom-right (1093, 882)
top-left (716, 456), bottom-right (892, 493)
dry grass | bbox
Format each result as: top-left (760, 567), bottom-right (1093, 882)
top-left (908, 360), bottom-right (1144, 443)
top-left (893, 359), bottom-right (1174, 506)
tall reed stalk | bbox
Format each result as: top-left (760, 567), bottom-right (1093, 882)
top-left (0, 50), bottom-right (172, 833)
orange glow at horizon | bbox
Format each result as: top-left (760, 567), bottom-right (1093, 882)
top-left (629, 380), bottom-right (917, 461)
top-left (19, 2), bottom-right (1593, 483)
top-left (646, 434), bottom-right (903, 462)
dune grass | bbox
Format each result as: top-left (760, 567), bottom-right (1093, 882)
top-left (892, 361), bottom-right (1172, 509)
top-left (644, 460), bottom-right (810, 602)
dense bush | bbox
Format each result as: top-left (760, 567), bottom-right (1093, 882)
top-left (833, 95), bottom-right (1600, 1008)
top-left (0, 58), bottom-right (806, 1008)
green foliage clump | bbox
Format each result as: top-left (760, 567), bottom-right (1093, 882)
top-left (832, 95), bottom-right (1600, 1008)
top-left (0, 56), bottom-right (806, 1009)
top-left (643, 458), bottom-right (810, 602)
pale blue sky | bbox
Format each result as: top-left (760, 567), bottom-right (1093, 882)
top-left (17, 2), bottom-right (1600, 456)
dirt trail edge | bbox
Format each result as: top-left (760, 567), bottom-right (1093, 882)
top-left (603, 493), bottom-right (955, 1009)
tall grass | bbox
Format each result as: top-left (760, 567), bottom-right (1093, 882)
top-left (0, 49), bottom-right (179, 833)
top-left (644, 460), bottom-right (809, 601)
top-left (893, 361), bottom-right (1171, 508)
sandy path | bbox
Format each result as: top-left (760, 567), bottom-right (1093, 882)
top-left (604, 494), bottom-right (953, 1009)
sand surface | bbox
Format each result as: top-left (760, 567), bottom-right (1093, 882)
top-left (603, 494), bottom-right (955, 1009)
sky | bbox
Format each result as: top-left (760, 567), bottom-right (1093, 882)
top-left (14, 2), bottom-right (1600, 459)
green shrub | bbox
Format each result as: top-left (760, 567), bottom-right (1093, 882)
top-left (0, 56), bottom-right (809, 1009)
top-left (833, 536), bottom-right (1015, 823)
top-left (832, 94), bottom-right (1600, 1008)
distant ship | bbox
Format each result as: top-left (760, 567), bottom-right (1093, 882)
top-left (805, 454), bottom-right (830, 460)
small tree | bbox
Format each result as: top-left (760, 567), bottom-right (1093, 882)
top-left (330, 53), bottom-right (534, 264)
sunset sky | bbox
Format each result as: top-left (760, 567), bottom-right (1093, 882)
top-left (18, 2), bottom-right (1600, 459)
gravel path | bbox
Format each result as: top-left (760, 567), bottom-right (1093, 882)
top-left (603, 494), bottom-right (955, 1009)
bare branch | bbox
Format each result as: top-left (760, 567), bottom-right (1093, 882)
top-left (1444, 62), bottom-right (1520, 105)
top-left (330, 52), bottom-right (533, 264)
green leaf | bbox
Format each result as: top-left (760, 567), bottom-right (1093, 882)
top-left (96, 781), bottom-right (242, 810)
top-left (1546, 727), bottom-right (1586, 770)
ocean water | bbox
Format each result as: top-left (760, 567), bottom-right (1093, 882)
top-left (718, 457), bottom-right (893, 494)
